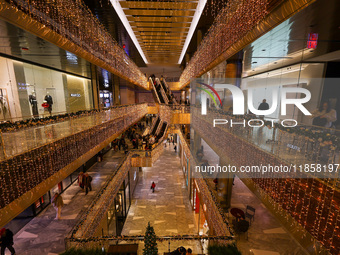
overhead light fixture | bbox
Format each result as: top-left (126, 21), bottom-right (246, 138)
top-left (178, 0), bottom-right (207, 64)
top-left (109, 0), bottom-right (148, 64)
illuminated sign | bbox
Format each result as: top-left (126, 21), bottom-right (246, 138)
top-left (307, 33), bottom-right (318, 49)
top-left (70, 93), bottom-right (81, 97)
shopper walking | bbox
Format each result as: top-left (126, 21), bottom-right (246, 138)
top-left (150, 182), bottom-right (156, 193)
top-left (0, 228), bottom-right (15, 255)
top-left (84, 173), bottom-right (92, 195)
top-left (52, 193), bottom-right (64, 220)
top-left (78, 171), bottom-right (84, 190)
top-left (174, 144), bottom-right (177, 152)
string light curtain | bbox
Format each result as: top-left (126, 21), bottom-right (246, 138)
top-left (191, 107), bottom-right (340, 254)
top-left (179, 0), bottom-right (269, 87)
top-left (0, 104), bottom-right (148, 210)
top-left (2, 0), bottom-right (147, 88)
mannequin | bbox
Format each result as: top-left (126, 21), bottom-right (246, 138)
top-left (44, 92), bottom-right (53, 114)
top-left (29, 90), bottom-right (39, 118)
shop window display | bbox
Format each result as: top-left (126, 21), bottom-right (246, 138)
top-left (0, 88), bottom-right (10, 121)
top-left (0, 56), bottom-right (93, 121)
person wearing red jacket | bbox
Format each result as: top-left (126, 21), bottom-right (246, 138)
top-left (150, 182), bottom-right (156, 193)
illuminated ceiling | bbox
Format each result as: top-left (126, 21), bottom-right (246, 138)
top-left (110, 0), bottom-right (207, 65)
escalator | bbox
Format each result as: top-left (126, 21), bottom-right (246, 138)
top-left (150, 76), bottom-right (177, 105)
top-left (155, 78), bottom-right (168, 104)
top-left (149, 77), bottom-right (164, 104)
top-left (160, 78), bottom-right (177, 104)
top-left (150, 116), bottom-right (160, 136)
top-left (156, 122), bottom-right (168, 141)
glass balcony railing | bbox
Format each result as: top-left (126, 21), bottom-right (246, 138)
top-left (0, 104), bottom-right (148, 161)
top-left (192, 106), bottom-right (340, 181)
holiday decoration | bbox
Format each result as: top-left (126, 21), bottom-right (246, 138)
top-left (0, 104), bottom-right (148, 209)
top-left (143, 222), bottom-right (158, 255)
top-left (190, 106), bottom-right (340, 254)
top-left (2, 0), bottom-right (147, 88)
top-left (179, 0), bottom-right (269, 87)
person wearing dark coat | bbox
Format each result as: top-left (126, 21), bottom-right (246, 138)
top-left (0, 228), bottom-right (15, 255)
top-left (84, 173), bottom-right (92, 195)
top-left (258, 99), bottom-right (269, 110)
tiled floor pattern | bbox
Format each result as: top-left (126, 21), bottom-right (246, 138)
top-left (121, 144), bottom-right (204, 254)
top-left (199, 138), bottom-right (311, 254)
top-left (230, 176), bottom-right (309, 255)
top-left (7, 150), bottom-right (125, 255)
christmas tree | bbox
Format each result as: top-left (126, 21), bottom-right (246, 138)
top-left (143, 222), bottom-right (158, 255)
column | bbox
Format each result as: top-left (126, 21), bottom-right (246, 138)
top-left (217, 157), bottom-right (234, 210)
top-left (222, 52), bottom-right (243, 111)
top-left (90, 64), bottom-right (100, 109)
top-left (113, 75), bottom-right (121, 105)
top-left (193, 130), bottom-right (202, 155)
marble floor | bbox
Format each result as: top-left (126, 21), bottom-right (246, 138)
top-left (6, 149), bottom-right (125, 255)
top-left (121, 144), bottom-right (203, 254)
top-left (229, 177), bottom-right (309, 255)
top-left (198, 142), bottom-right (309, 254)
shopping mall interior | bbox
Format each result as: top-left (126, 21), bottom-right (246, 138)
top-left (0, 0), bottom-right (339, 254)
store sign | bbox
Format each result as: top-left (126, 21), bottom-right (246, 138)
top-left (307, 33), bottom-right (318, 49)
top-left (70, 93), bottom-right (81, 97)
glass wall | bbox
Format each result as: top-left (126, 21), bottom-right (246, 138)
top-left (0, 56), bottom-right (93, 121)
top-left (241, 63), bottom-right (325, 124)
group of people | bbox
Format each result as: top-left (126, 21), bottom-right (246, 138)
top-left (179, 98), bottom-right (190, 105)
top-left (112, 135), bottom-right (128, 152)
top-left (169, 246), bottom-right (193, 255)
top-left (78, 172), bottom-right (93, 195)
top-left (167, 135), bottom-right (177, 152)
top-left (110, 122), bottom-right (158, 152)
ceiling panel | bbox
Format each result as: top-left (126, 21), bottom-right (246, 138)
top-left (120, 0), bottom-right (200, 64)
top-left (133, 27), bottom-right (189, 32)
top-left (120, 1), bottom-right (198, 10)
top-left (127, 16), bottom-right (193, 23)
top-left (124, 9), bottom-right (195, 17)
top-left (131, 22), bottom-right (191, 28)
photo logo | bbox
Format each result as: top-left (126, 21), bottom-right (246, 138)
top-left (199, 83), bottom-right (312, 116)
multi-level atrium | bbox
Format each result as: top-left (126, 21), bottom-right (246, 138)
top-left (0, 0), bottom-right (339, 254)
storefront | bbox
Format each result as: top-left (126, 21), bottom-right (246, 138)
top-left (180, 140), bottom-right (190, 188)
top-left (191, 180), bottom-right (210, 251)
top-left (4, 153), bottom-right (99, 234)
top-left (106, 166), bottom-right (139, 236)
top-left (0, 56), bottom-right (93, 121)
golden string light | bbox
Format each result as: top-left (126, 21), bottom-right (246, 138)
top-left (6, 0), bottom-right (147, 88)
top-left (180, 0), bottom-right (269, 87)
top-left (191, 106), bottom-right (339, 254)
top-left (0, 104), bottom-right (148, 209)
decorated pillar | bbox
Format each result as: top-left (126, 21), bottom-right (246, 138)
top-left (217, 157), bottom-right (234, 210)
top-left (113, 75), bottom-right (121, 105)
top-left (193, 130), bottom-right (202, 155)
top-left (222, 52), bottom-right (243, 111)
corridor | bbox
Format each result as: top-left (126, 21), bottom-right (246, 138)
top-left (6, 150), bottom-right (124, 255)
top-left (121, 143), bottom-right (202, 254)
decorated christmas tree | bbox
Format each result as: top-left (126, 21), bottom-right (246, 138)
top-left (143, 222), bottom-right (158, 255)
